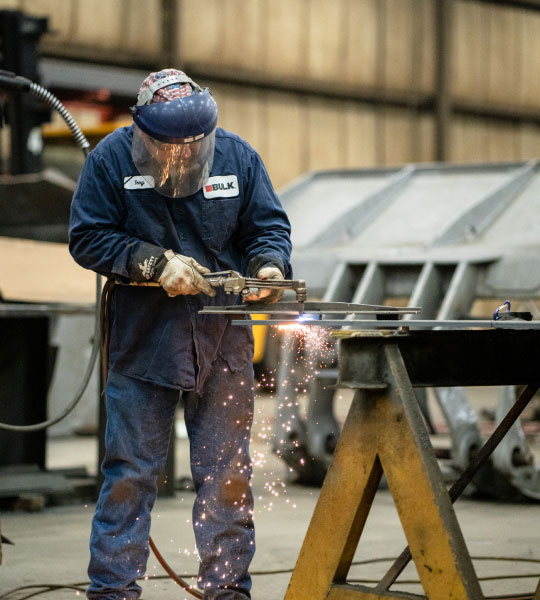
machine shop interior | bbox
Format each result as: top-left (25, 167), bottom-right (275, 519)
top-left (1, 1), bottom-right (540, 600)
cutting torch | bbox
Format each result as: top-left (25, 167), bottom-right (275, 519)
top-left (129, 269), bottom-right (308, 310)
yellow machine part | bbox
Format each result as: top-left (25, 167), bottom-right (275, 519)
top-left (252, 314), bottom-right (268, 364)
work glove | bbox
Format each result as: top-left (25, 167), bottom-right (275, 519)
top-left (243, 266), bottom-right (284, 304)
top-left (159, 252), bottom-right (216, 298)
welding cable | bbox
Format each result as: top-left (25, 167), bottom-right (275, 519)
top-left (149, 536), bottom-right (203, 598)
top-left (0, 584), bottom-right (86, 600)
top-left (101, 280), bottom-right (203, 599)
top-left (0, 71), bottom-right (91, 156)
top-left (0, 274), bottom-right (102, 431)
top-left (2, 556), bottom-right (540, 600)
top-left (28, 81), bottom-right (91, 157)
top-left (0, 73), bottom-right (97, 432)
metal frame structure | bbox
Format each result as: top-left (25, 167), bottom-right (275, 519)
top-left (284, 328), bottom-right (540, 600)
top-left (274, 160), bottom-right (540, 499)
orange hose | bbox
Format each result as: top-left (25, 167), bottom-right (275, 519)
top-left (149, 535), bottom-right (203, 598)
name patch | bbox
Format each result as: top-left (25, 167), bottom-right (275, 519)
top-left (124, 176), bottom-right (155, 190)
top-left (203, 175), bottom-right (239, 199)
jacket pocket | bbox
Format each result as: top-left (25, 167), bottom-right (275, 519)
top-left (123, 191), bottom-right (169, 240)
top-left (201, 197), bottom-right (241, 253)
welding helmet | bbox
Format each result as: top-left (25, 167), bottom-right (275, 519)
top-left (130, 69), bottom-right (218, 198)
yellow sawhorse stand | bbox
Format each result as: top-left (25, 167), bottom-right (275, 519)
top-left (284, 330), bottom-right (540, 600)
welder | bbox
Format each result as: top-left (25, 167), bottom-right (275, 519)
top-left (69, 69), bottom-right (292, 600)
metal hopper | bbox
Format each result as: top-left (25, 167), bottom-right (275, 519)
top-left (274, 159), bottom-right (540, 500)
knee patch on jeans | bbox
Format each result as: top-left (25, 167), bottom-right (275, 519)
top-left (219, 474), bottom-right (251, 507)
top-left (109, 479), bottom-right (137, 503)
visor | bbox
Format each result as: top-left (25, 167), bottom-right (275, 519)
top-left (130, 90), bottom-right (218, 198)
top-left (131, 124), bottom-right (215, 198)
top-left (131, 89), bottom-right (218, 143)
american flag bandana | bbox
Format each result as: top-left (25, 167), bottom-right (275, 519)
top-left (138, 69), bottom-right (193, 104)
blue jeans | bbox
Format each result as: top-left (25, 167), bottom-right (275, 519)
top-left (87, 358), bottom-right (255, 599)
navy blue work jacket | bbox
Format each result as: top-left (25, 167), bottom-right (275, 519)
top-left (69, 125), bottom-right (292, 391)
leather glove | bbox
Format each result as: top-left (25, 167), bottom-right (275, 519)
top-left (159, 252), bottom-right (216, 298)
top-left (243, 266), bottom-right (284, 304)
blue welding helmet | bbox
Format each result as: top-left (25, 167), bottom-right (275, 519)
top-left (131, 88), bottom-right (218, 198)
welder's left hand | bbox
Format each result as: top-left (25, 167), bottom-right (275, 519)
top-left (243, 266), bottom-right (284, 304)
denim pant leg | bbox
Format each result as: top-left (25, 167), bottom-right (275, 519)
top-left (87, 370), bottom-right (178, 600)
top-left (184, 357), bottom-right (255, 600)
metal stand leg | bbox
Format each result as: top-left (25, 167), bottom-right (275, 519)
top-left (284, 343), bottom-right (482, 600)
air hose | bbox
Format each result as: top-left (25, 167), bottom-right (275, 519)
top-left (0, 70), bottom-right (97, 432)
top-left (0, 276), bottom-right (102, 432)
top-left (28, 80), bottom-right (90, 156)
top-left (0, 69), bottom-right (90, 157)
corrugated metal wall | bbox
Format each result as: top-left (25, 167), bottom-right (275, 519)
top-left (179, 0), bottom-right (435, 94)
top-left (3, 0), bottom-right (540, 187)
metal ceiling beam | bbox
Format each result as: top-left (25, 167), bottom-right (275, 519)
top-left (462, 0), bottom-right (540, 12)
top-left (40, 58), bottom-right (148, 98)
top-left (39, 55), bottom-right (540, 126)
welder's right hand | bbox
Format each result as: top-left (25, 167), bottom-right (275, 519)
top-left (159, 253), bottom-right (216, 298)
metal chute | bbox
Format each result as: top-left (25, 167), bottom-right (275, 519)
top-left (274, 159), bottom-right (540, 499)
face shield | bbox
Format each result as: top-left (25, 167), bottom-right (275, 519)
top-left (131, 89), bottom-right (218, 198)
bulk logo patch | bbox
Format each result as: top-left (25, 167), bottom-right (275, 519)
top-left (124, 176), bottom-right (155, 190)
top-left (203, 175), bottom-right (239, 199)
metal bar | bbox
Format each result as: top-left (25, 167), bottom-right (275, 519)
top-left (231, 319), bottom-right (540, 329)
top-left (462, 0), bottom-right (540, 12)
top-left (40, 56), bottom-right (540, 126)
top-left (435, 0), bottom-right (452, 162)
top-left (342, 262), bottom-right (390, 327)
top-left (404, 262), bottom-right (446, 320)
top-left (431, 161), bottom-right (538, 246)
top-left (491, 385), bottom-right (537, 496)
top-left (323, 262), bottom-right (364, 303)
top-left (0, 303), bottom-right (95, 316)
top-left (430, 261), bottom-right (485, 471)
top-left (453, 98), bottom-right (540, 125)
top-left (350, 262), bottom-right (385, 307)
top-left (375, 344), bottom-right (483, 599)
top-left (310, 166), bottom-right (416, 246)
top-left (283, 391), bottom-right (384, 600)
top-left (200, 302), bottom-right (420, 316)
top-left (436, 261), bottom-right (479, 320)
top-left (326, 585), bottom-right (423, 600)
top-left (377, 383), bottom-right (539, 591)
top-left (338, 329), bottom-right (540, 388)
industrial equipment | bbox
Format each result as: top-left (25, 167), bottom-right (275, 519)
top-left (271, 160), bottom-right (540, 499)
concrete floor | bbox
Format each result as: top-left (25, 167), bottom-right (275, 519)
top-left (1, 392), bottom-right (540, 600)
